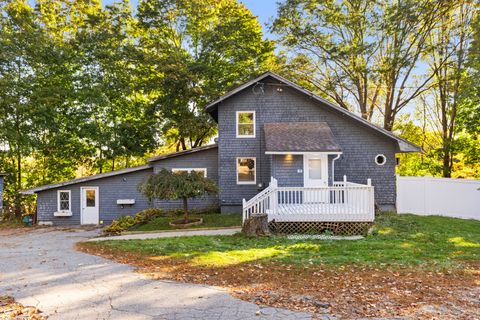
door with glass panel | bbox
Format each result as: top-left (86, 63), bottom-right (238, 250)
top-left (81, 187), bottom-right (99, 224)
top-left (303, 154), bottom-right (329, 203)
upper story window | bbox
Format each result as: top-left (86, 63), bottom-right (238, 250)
top-left (237, 157), bottom-right (256, 184)
top-left (57, 190), bottom-right (71, 212)
top-left (236, 111), bottom-right (255, 138)
top-left (172, 168), bottom-right (207, 177)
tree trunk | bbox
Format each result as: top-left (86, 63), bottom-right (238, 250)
top-left (182, 197), bottom-right (189, 222)
top-left (242, 213), bottom-right (270, 237)
top-left (442, 141), bottom-right (452, 177)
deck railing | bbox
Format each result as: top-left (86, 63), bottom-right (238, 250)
top-left (242, 177), bottom-right (375, 223)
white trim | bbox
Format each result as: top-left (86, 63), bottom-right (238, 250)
top-left (265, 151), bottom-right (342, 155)
top-left (80, 186), bottom-right (99, 225)
top-left (236, 111), bottom-right (256, 138)
top-left (375, 154), bottom-right (387, 166)
top-left (171, 168), bottom-right (207, 177)
top-left (56, 190), bottom-right (71, 214)
top-left (236, 157), bottom-right (256, 185)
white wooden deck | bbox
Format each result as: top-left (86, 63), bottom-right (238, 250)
top-left (269, 203), bottom-right (372, 222)
top-left (243, 177), bottom-right (375, 223)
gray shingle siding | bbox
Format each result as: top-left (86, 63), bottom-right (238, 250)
top-left (36, 168), bottom-right (153, 225)
top-left (272, 155), bottom-right (303, 187)
top-left (35, 147), bottom-right (220, 225)
top-left (149, 147), bottom-right (219, 210)
top-left (217, 77), bottom-right (398, 208)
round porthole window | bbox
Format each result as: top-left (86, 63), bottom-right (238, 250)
top-left (375, 154), bottom-right (386, 165)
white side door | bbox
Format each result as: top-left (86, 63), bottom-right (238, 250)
top-left (303, 154), bottom-right (329, 203)
top-left (81, 187), bottom-right (99, 225)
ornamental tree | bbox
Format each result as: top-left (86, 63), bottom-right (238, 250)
top-left (138, 169), bottom-right (218, 222)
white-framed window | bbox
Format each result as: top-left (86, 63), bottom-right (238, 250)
top-left (375, 154), bottom-right (387, 166)
top-left (236, 157), bottom-right (256, 184)
top-left (172, 168), bottom-right (207, 177)
top-left (236, 111), bottom-right (255, 138)
top-left (57, 190), bottom-right (71, 212)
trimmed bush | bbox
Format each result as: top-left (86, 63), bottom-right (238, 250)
top-left (103, 208), bottom-right (164, 235)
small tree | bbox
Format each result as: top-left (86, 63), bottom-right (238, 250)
top-left (138, 169), bottom-right (218, 223)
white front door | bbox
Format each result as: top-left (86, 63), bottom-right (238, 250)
top-left (303, 154), bottom-right (329, 203)
top-left (81, 187), bottom-right (99, 225)
top-left (303, 154), bottom-right (328, 187)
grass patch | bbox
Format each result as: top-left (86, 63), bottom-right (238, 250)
top-left (0, 219), bottom-right (24, 230)
top-left (132, 213), bottom-right (242, 232)
top-left (93, 214), bottom-right (480, 268)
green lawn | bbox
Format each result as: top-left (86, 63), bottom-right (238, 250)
top-left (94, 213), bottom-right (480, 269)
top-left (132, 213), bottom-right (242, 232)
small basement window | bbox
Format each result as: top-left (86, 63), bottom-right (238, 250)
top-left (57, 190), bottom-right (71, 212)
top-left (375, 154), bottom-right (386, 166)
top-left (172, 168), bottom-right (207, 177)
top-left (237, 157), bottom-right (256, 184)
top-left (236, 111), bottom-right (255, 138)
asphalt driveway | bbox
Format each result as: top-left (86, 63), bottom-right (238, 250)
top-left (0, 228), bottom-right (311, 320)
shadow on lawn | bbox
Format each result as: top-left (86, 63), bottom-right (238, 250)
top-left (93, 214), bottom-right (480, 269)
top-left (77, 216), bottom-right (480, 319)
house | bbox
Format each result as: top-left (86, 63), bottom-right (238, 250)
top-left (22, 72), bottom-right (420, 230)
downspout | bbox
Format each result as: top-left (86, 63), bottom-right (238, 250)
top-left (331, 154), bottom-right (341, 184)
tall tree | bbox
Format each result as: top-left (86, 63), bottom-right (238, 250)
top-left (272, 0), bottom-right (380, 120)
top-left (424, 0), bottom-right (476, 177)
top-left (377, 0), bottom-right (453, 131)
top-left (0, 0), bottom-right (46, 213)
top-left (138, 0), bottom-right (274, 150)
top-left (272, 0), bottom-right (452, 130)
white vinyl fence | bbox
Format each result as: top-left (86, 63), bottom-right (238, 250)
top-left (397, 176), bottom-right (480, 220)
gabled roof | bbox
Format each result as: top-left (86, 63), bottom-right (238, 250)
top-left (22, 145), bottom-right (219, 194)
top-left (21, 165), bottom-right (152, 194)
top-left (147, 144), bottom-right (218, 162)
top-left (205, 71), bottom-right (420, 153)
top-left (264, 122), bottom-right (341, 153)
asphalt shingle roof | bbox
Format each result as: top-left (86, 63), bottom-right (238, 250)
top-left (264, 122), bottom-right (342, 153)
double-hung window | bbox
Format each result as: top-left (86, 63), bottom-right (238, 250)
top-left (172, 168), bottom-right (207, 177)
top-left (57, 190), bottom-right (71, 212)
top-left (236, 157), bottom-right (256, 184)
top-left (236, 111), bottom-right (255, 138)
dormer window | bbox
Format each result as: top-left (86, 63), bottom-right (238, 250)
top-left (236, 111), bottom-right (255, 138)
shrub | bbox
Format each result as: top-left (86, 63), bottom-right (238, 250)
top-left (103, 208), bottom-right (164, 236)
top-left (138, 169), bottom-right (218, 223)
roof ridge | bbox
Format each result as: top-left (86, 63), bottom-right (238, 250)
top-left (147, 144), bottom-right (218, 162)
top-left (21, 164), bottom-right (151, 194)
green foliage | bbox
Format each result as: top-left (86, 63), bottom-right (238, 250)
top-left (139, 169), bottom-right (218, 202)
top-left (137, 0), bottom-right (275, 150)
top-left (103, 208), bottom-right (164, 235)
top-left (138, 169), bottom-right (218, 221)
top-left (272, 0), bottom-right (453, 130)
top-left (97, 214), bottom-right (480, 269)
top-left (0, 0), bottom-right (274, 217)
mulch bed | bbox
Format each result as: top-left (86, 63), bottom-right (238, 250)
top-left (0, 296), bottom-right (45, 320)
top-left (78, 243), bottom-right (480, 319)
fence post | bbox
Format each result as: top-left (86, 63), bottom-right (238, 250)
top-left (242, 198), bottom-right (246, 223)
top-left (423, 175), bottom-right (428, 215)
